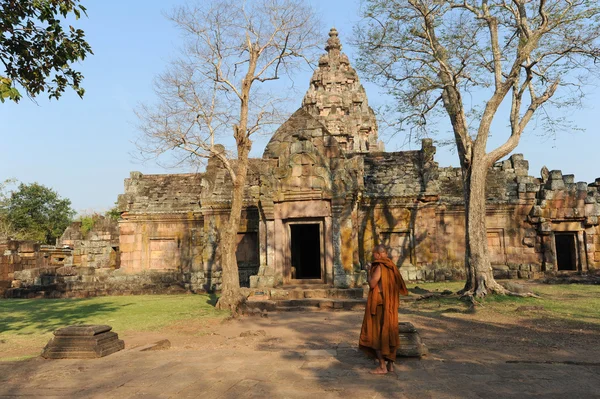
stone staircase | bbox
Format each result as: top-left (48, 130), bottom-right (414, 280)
top-left (244, 284), bottom-right (368, 312)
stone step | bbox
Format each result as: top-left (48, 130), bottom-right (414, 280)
top-left (267, 287), bottom-right (365, 300)
top-left (246, 298), bottom-right (367, 312)
top-left (283, 284), bottom-right (331, 290)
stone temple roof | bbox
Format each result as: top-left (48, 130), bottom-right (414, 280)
top-left (265, 28), bottom-right (381, 159)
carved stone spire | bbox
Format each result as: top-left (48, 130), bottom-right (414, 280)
top-left (325, 27), bottom-right (342, 54)
top-left (302, 28), bottom-right (381, 153)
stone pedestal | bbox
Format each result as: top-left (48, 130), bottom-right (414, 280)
top-left (397, 322), bottom-right (428, 357)
top-left (42, 325), bottom-right (124, 359)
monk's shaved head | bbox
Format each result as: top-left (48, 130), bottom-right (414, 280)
top-left (373, 245), bottom-right (388, 255)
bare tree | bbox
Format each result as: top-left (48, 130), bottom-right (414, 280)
top-left (356, 0), bottom-right (600, 297)
top-left (136, 0), bottom-right (321, 311)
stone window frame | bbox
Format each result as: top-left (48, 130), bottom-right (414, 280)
top-left (486, 228), bottom-right (507, 266)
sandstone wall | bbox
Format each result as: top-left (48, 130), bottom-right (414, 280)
top-left (59, 217), bottom-right (119, 269)
top-left (0, 241), bottom-right (70, 287)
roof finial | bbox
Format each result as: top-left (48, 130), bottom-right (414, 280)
top-left (325, 27), bottom-right (341, 53)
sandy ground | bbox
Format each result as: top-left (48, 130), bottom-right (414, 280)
top-left (2, 287), bottom-right (600, 398)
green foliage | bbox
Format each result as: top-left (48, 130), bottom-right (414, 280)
top-left (0, 179), bottom-right (17, 237)
top-left (408, 282), bottom-right (600, 326)
top-left (2, 182), bottom-right (75, 244)
top-left (0, 0), bottom-right (93, 103)
top-left (78, 213), bottom-right (101, 236)
top-left (105, 204), bottom-right (121, 221)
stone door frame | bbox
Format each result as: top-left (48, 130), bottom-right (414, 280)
top-left (270, 200), bottom-right (334, 285)
top-left (545, 221), bottom-right (588, 272)
top-left (286, 219), bottom-right (325, 284)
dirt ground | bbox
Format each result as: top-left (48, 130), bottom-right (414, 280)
top-left (120, 301), bottom-right (599, 366)
top-left (6, 281), bottom-right (599, 364)
top-left (2, 284), bottom-right (600, 398)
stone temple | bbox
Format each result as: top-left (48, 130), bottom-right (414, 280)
top-left (2, 29), bottom-right (600, 296)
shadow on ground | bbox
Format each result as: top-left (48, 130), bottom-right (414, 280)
top-left (0, 299), bottom-right (125, 335)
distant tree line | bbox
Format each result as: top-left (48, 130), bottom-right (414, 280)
top-left (0, 181), bottom-right (75, 244)
top-left (0, 181), bottom-right (119, 245)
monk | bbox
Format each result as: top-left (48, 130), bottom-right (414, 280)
top-left (359, 245), bottom-right (408, 374)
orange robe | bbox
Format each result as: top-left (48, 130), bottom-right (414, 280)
top-left (359, 257), bottom-right (408, 361)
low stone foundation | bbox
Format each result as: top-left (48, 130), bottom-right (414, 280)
top-left (3, 261), bottom-right (555, 299)
top-left (5, 267), bottom-right (224, 299)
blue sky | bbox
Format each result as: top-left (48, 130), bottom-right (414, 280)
top-left (1, 0), bottom-right (599, 214)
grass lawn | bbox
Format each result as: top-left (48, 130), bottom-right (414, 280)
top-left (406, 281), bottom-right (600, 327)
top-left (0, 294), bottom-right (228, 361)
top-left (2, 282), bottom-right (599, 362)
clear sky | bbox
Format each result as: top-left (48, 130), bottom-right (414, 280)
top-left (1, 0), bottom-right (599, 214)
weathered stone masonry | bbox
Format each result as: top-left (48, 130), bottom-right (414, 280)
top-left (114, 29), bottom-right (600, 290)
top-left (3, 29), bottom-right (599, 297)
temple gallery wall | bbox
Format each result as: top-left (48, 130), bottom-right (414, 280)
top-left (2, 29), bottom-right (599, 297)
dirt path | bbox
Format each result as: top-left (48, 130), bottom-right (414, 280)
top-left (2, 308), bottom-right (600, 398)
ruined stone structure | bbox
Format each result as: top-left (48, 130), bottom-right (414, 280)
top-left (115, 29), bottom-right (600, 290)
top-left (1, 218), bottom-right (122, 298)
top-left (3, 29), bottom-right (599, 297)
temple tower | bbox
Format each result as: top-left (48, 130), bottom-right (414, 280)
top-left (302, 28), bottom-right (381, 153)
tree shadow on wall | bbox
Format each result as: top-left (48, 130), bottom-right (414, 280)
top-left (358, 158), bottom-right (430, 272)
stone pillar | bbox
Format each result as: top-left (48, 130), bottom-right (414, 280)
top-left (274, 217), bottom-right (286, 282)
top-left (331, 203), bottom-right (346, 287)
top-left (250, 202), bottom-right (278, 288)
top-left (541, 232), bottom-right (556, 271)
top-left (324, 215), bottom-right (335, 285)
top-left (577, 230), bottom-right (588, 271)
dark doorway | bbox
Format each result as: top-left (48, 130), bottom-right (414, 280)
top-left (555, 233), bottom-right (577, 271)
top-left (290, 224), bottom-right (321, 279)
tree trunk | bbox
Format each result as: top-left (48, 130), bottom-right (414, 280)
top-left (461, 159), bottom-right (506, 297)
top-left (216, 144), bottom-right (251, 312)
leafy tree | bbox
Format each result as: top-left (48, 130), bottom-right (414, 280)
top-left (356, 0), bottom-right (600, 297)
top-left (2, 182), bottom-right (75, 244)
top-left (0, 0), bottom-right (93, 103)
top-left (0, 178), bottom-right (16, 238)
top-left (136, 0), bottom-right (321, 311)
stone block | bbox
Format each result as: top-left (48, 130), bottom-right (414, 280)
top-left (304, 289), bottom-right (327, 299)
top-left (541, 190), bottom-right (555, 200)
top-left (523, 237), bottom-right (535, 247)
top-left (548, 180), bottom-right (565, 190)
top-left (249, 275), bottom-right (258, 289)
top-left (540, 223), bottom-right (552, 233)
top-left (492, 268), bottom-right (510, 279)
top-left (516, 176), bottom-right (534, 184)
top-left (269, 289), bottom-right (289, 300)
top-left (56, 266), bottom-right (79, 276)
top-left (518, 270), bottom-right (531, 279)
top-left (397, 322), bottom-right (428, 357)
top-left (288, 289), bottom-right (304, 299)
top-left (41, 325), bottom-right (124, 359)
top-left (549, 170), bottom-right (563, 180)
top-left (400, 270), bottom-right (409, 281)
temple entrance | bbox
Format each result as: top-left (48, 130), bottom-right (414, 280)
top-left (555, 233), bottom-right (577, 271)
top-left (290, 223), bottom-right (322, 280)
